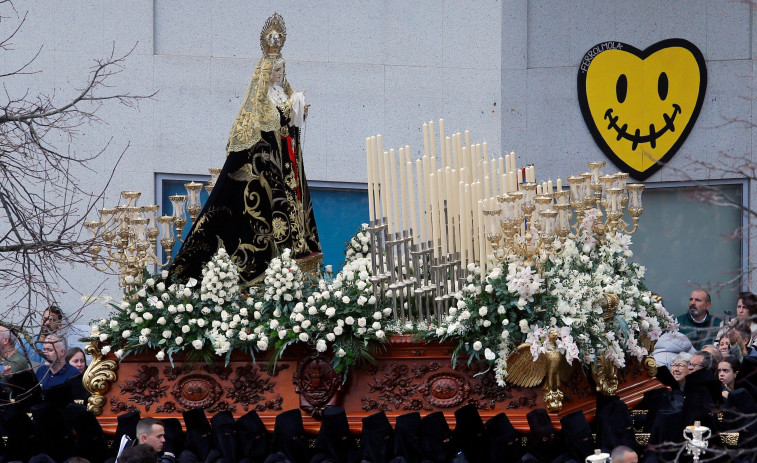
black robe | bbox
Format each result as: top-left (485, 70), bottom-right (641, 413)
top-left (169, 109), bottom-right (320, 284)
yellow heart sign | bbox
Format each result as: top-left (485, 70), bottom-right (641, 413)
top-left (577, 39), bottom-right (707, 180)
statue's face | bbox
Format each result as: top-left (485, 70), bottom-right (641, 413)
top-left (270, 63), bottom-right (284, 85)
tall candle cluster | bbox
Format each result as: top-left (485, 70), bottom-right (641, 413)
top-left (365, 119), bottom-right (566, 275)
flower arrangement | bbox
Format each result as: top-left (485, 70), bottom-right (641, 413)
top-left (438, 209), bottom-right (674, 386)
top-left (92, 240), bottom-right (388, 372)
top-left (92, 214), bottom-right (674, 383)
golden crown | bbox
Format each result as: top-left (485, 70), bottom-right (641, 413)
top-left (260, 12), bottom-right (287, 58)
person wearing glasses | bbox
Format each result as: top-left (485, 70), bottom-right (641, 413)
top-left (669, 353), bottom-right (692, 409)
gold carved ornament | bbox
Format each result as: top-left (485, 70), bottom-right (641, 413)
top-left (591, 293), bottom-right (620, 395)
top-left (83, 339), bottom-right (119, 416)
top-left (506, 329), bottom-right (572, 412)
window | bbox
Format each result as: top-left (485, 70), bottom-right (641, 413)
top-left (309, 182), bottom-right (369, 270)
top-left (629, 181), bottom-right (746, 320)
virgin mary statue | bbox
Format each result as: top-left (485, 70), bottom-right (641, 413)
top-left (170, 13), bottom-right (321, 283)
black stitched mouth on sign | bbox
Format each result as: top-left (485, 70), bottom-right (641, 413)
top-left (603, 104), bottom-right (681, 151)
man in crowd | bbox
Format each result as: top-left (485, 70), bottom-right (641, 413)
top-left (34, 334), bottom-right (79, 389)
top-left (0, 326), bottom-right (31, 374)
top-left (677, 289), bottom-right (721, 350)
top-left (136, 417), bottom-right (176, 463)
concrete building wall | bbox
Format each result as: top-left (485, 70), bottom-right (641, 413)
top-left (3, 1), bottom-right (753, 321)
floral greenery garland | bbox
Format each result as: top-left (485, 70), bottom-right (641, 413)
top-left (91, 218), bottom-right (674, 381)
top-left (91, 226), bottom-right (386, 372)
top-left (438, 209), bottom-right (675, 386)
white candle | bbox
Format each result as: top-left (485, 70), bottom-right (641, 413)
top-left (464, 183), bottom-right (472, 264)
top-left (416, 159), bottom-right (427, 242)
top-left (447, 168), bottom-right (457, 254)
top-left (547, 180), bottom-right (553, 193)
top-left (439, 119), bottom-right (446, 170)
top-left (501, 173), bottom-right (507, 195)
top-left (389, 149), bottom-right (401, 234)
top-left (398, 147), bottom-right (409, 233)
top-left (366, 137), bottom-right (375, 222)
top-left (490, 158), bottom-right (497, 197)
top-left (405, 146), bottom-right (416, 238)
top-left (557, 178), bottom-right (563, 191)
top-left (422, 123), bottom-right (430, 158)
top-left (445, 136), bottom-right (452, 169)
top-left (437, 168), bottom-right (448, 255)
top-left (497, 157), bottom-right (505, 194)
top-left (465, 130), bottom-right (471, 152)
top-left (537, 184), bottom-right (542, 195)
top-left (517, 168), bottom-right (523, 186)
top-left (509, 172), bottom-right (516, 192)
top-left (429, 172), bottom-right (439, 256)
top-left (428, 121), bottom-right (437, 158)
top-left (478, 199), bottom-right (486, 275)
top-left (459, 180), bottom-right (467, 266)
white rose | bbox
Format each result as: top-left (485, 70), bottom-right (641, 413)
top-left (140, 328), bottom-right (150, 336)
top-left (316, 340), bottom-right (327, 352)
top-left (175, 336), bottom-right (183, 345)
top-left (162, 330), bottom-right (172, 339)
top-left (115, 349), bottom-right (124, 358)
top-left (161, 270), bottom-right (169, 279)
top-left (156, 351), bottom-right (165, 361)
top-left (137, 289), bottom-right (146, 298)
top-left (157, 282), bottom-right (166, 291)
top-left (358, 317), bottom-right (367, 327)
top-left (182, 325), bottom-right (190, 333)
top-left (101, 346), bottom-right (111, 355)
top-left (298, 332), bottom-right (309, 342)
top-left (143, 312), bottom-right (153, 320)
top-left (375, 330), bottom-right (385, 339)
top-left (257, 339), bottom-right (268, 350)
top-left (483, 320), bottom-right (492, 327)
top-left (326, 333), bottom-right (335, 341)
top-left (99, 333), bottom-right (108, 341)
top-left (336, 348), bottom-right (346, 357)
top-left (333, 326), bottom-right (344, 336)
top-left (473, 341), bottom-right (483, 351)
top-left (373, 311), bottom-right (382, 320)
top-left (197, 319), bottom-right (206, 327)
top-left (484, 348), bottom-right (496, 360)
top-left (270, 320), bottom-right (279, 329)
top-left (346, 316), bottom-right (355, 325)
top-left (478, 307), bottom-right (488, 316)
top-left (192, 339), bottom-right (203, 350)
top-left (122, 330), bottom-right (132, 338)
top-left (372, 321), bottom-right (381, 330)
top-left (138, 335), bottom-right (148, 345)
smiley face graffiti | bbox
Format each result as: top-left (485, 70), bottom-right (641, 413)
top-left (577, 39), bottom-right (707, 181)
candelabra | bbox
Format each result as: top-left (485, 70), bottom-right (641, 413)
top-left (84, 168), bottom-right (219, 294)
top-left (483, 161), bottom-right (644, 268)
top-left (683, 421), bottom-right (711, 462)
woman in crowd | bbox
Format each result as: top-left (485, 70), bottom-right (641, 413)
top-left (719, 355), bottom-right (741, 398)
top-left (736, 291), bottom-right (757, 346)
top-left (66, 347), bottom-right (87, 373)
top-left (669, 352), bottom-right (692, 409)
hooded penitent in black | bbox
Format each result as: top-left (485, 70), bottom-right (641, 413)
top-left (525, 409), bottom-right (561, 463)
top-left (558, 410), bottom-right (594, 461)
top-left (359, 411), bottom-right (394, 463)
top-left (211, 410), bottom-right (241, 463)
top-left (595, 396), bottom-right (636, 452)
top-left (485, 413), bottom-right (522, 463)
top-left (313, 406), bottom-right (358, 463)
top-left (237, 409), bottom-right (270, 463)
top-left (452, 404), bottom-right (488, 463)
top-left (271, 409), bottom-right (310, 463)
top-left (420, 412), bottom-right (453, 463)
top-left (392, 412), bottom-right (422, 463)
top-left (183, 408), bottom-right (214, 462)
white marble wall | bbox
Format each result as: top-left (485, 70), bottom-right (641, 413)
top-left (3, 0), bottom-right (755, 320)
